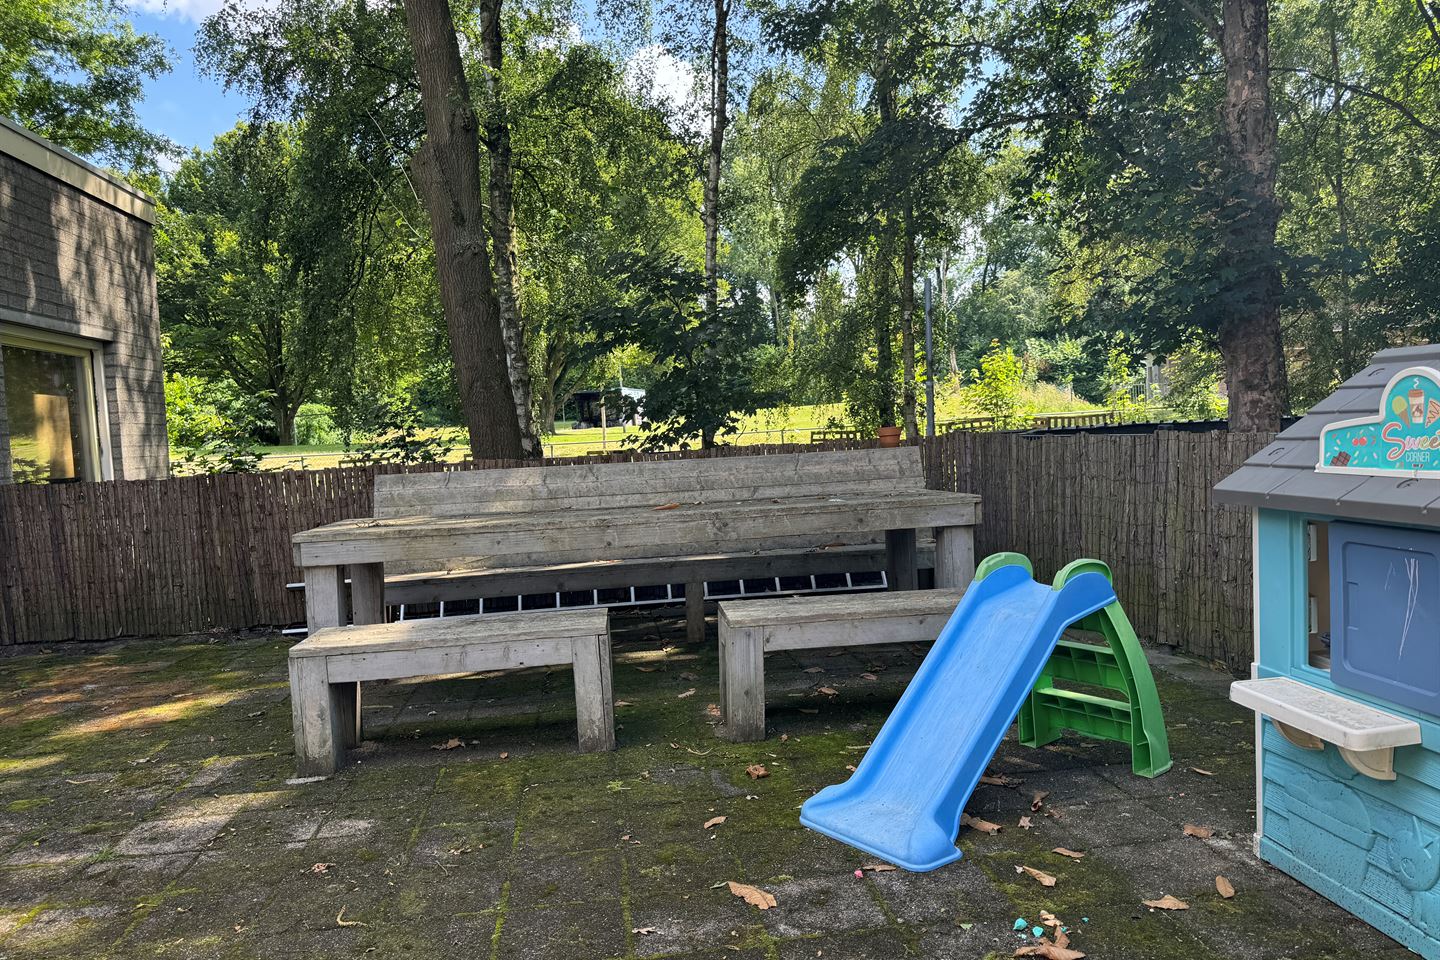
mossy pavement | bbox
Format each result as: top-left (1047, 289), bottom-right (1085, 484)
top-left (0, 609), bottom-right (1413, 959)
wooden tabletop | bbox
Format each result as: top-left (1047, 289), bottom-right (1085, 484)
top-left (292, 490), bottom-right (981, 567)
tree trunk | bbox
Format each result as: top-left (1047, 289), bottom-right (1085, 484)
top-left (478, 0), bottom-right (540, 458)
top-left (1217, 0), bottom-right (1288, 432)
top-left (402, 0), bottom-right (525, 460)
top-left (900, 202), bottom-right (919, 441)
top-left (703, 0), bottom-right (729, 324)
top-left (1328, 15), bottom-right (1354, 380)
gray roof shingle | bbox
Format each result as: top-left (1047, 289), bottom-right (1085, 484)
top-left (1213, 345), bottom-right (1440, 526)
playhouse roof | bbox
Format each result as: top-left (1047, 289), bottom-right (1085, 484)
top-left (1214, 344), bottom-right (1440, 527)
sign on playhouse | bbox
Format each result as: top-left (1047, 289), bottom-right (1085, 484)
top-left (1319, 367), bottom-right (1440, 477)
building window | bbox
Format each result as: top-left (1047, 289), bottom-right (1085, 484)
top-left (2, 328), bottom-right (106, 483)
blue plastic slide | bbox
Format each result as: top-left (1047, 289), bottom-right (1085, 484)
top-left (799, 559), bottom-right (1117, 871)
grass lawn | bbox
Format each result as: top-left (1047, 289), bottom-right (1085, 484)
top-left (220, 391), bottom-right (1107, 471)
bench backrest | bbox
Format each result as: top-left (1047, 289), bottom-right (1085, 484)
top-left (373, 447), bottom-right (925, 520)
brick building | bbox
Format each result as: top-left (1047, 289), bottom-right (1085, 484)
top-left (0, 117), bottom-right (167, 483)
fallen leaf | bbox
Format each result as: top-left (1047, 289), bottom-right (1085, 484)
top-left (746, 764), bottom-right (770, 780)
top-left (961, 813), bottom-right (1002, 835)
top-left (499, 751), bottom-right (509, 759)
top-left (1018, 865), bottom-right (1057, 887)
top-left (432, 738), bottom-right (463, 751)
top-left (803, 667), bottom-right (824, 674)
top-left (844, 765), bottom-right (856, 772)
top-left (632, 927), bottom-right (657, 936)
top-left (817, 686), bottom-right (839, 696)
top-left (979, 773), bottom-right (1020, 787)
top-left (309, 862), bottom-right (334, 874)
top-left (335, 906), bottom-right (366, 927)
top-left (1216, 875), bottom-right (1235, 899)
top-left (614, 700), bottom-right (634, 707)
top-left (1182, 824), bottom-right (1214, 839)
top-left (860, 672), bottom-right (878, 681)
top-left (653, 502), bottom-right (682, 510)
top-left (727, 880), bottom-right (777, 910)
top-left (677, 688), bottom-right (697, 699)
top-left (1054, 927), bottom-right (1072, 950)
top-left (1014, 943), bottom-right (1086, 959)
top-left (1039, 911), bottom-right (1060, 928)
top-left (705, 703), bottom-right (722, 718)
top-left (1018, 816), bottom-right (1033, 830)
top-left (1143, 895), bottom-right (1189, 910)
top-left (636, 666), bottom-right (658, 673)
top-left (1191, 767), bottom-right (1214, 776)
top-left (1052, 847), bottom-right (1086, 860)
top-left (1031, 790), bottom-right (1050, 811)
top-left (703, 816), bottom-right (727, 830)
top-left (860, 863), bottom-right (897, 873)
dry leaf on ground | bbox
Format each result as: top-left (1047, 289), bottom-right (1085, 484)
top-left (1182, 824), bottom-right (1214, 839)
top-left (1017, 865), bottom-right (1057, 887)
top-left (632, 927), bottom-right (657, 935)
top-left (703, 816), bottom-right (726, 830)
top-left (1143, 895), bottom-right (1189, 910)
top-left (653, 502), bottom-right (682, 510)
top-left (1052, 847), bottom-right (1086, 860)
top-left (1031, 790), bottom-right (1050, 811)
top-left (861, 673), bottom-right (878, 681)
top-left (677, 688), bottom-right (697, 699)
top-left (859, 863), bottom-right (897, 873)
top-left (432, 738), bottom-right (463, 751)
top-left (1216, 876), bottom-right (1235, 899)
top-left (817, 686), bottom-right (840, 696)
top-left (1014, 943), bottom-right (1086, 959)
top-left (979, 773), bottom-right (1020, 787)
top-left (1191, 767), bottom-right (1214, 776)
top-left (803, 667), bottom-right (824, 674)
top-left (727, 881), bottom-right (777, 910)
top-left (961, 813), bottom-right (1002, 835)
top-left (1018, 816), bottom-right (1034, 830)
top-left (746, 764), bottom-right (769, 780)
top-left (614, 700), bottom-right (633, 707)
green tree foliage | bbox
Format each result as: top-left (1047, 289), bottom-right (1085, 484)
top-left (587, 255), bottom-right (775, 448)
top-left (0, 0), bottom-right (172, 169)
top-left (159, 123), bottom-right (342, 444)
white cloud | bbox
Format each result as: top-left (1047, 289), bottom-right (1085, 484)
top-left (624, 44), bottom-right (701, 129)
top-left (129, 0), bottom-right (269, 23)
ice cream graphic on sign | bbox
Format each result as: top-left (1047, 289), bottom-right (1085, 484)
top-left (1318, 366), bottom-right (1440, 476)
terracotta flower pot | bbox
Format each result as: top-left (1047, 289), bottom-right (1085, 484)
top-left (877, 425), bottom-right (902, 448)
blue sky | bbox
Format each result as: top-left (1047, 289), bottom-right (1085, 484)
top-left (125, 0), bottom-right (696, 160)
top-left (129, 1), bottom-right (255, 156)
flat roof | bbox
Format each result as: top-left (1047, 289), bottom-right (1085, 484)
top-left (0, 116), bottom-right (155, 224)
top-left (1214, 344), bottom-right (1440, 527)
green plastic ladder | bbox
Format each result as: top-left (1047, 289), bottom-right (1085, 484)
top-left (975, 552), bottom-right (1173, 778)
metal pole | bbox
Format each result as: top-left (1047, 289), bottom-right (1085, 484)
top-left (923, 276), bottom-right (935, 438)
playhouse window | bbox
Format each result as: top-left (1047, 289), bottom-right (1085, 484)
top-left (1305, 520), bottom-right (1331, 670)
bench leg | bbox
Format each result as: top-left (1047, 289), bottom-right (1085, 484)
top-left (304, 565), bottom-right (347, 633)
top-left (289, 657), bottom-right (346, 777)
top-left (349, 563), bottom-right (386, 626)
top-left (934, 525), bottom-right (975, 590)
top-left (686, 580), bottom-right (706, 643)
top-left (886, 528), bottom-right (919, 591)
top-left (571, 629), bottom-right (616, 753)
top-left (719, 623), bottom-right (765, 742)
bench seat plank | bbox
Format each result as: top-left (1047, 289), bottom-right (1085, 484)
top-left (292, 610), bottom-right (607, 657)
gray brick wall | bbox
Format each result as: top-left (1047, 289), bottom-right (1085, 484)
top-left (0, 150), bottom-right (168, 480)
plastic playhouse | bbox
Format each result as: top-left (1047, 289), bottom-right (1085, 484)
top-left (801, 551), bottom-right (1170, 871)
top-left (1217, 345), bottom-right (1440, 958)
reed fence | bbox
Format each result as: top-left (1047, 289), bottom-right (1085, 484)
top-left (1, 432), bottom-right (1271, 668)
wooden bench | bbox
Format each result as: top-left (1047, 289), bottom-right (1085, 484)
top-left (368, 448), bottom-right (960, 641)
top-left (717, 591), bottom-right (965, 741)
top-left (288, 609), bottom-right (613, 777)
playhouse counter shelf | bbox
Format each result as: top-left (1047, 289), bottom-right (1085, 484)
top-left (1216, 345), bottom-right (1440, 960)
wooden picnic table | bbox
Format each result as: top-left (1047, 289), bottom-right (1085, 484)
top-left (292, 488), bottom-right (981, 636)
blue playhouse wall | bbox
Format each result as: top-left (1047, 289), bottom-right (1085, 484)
top-left (1256, 508), bottom-right (1440, 958)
